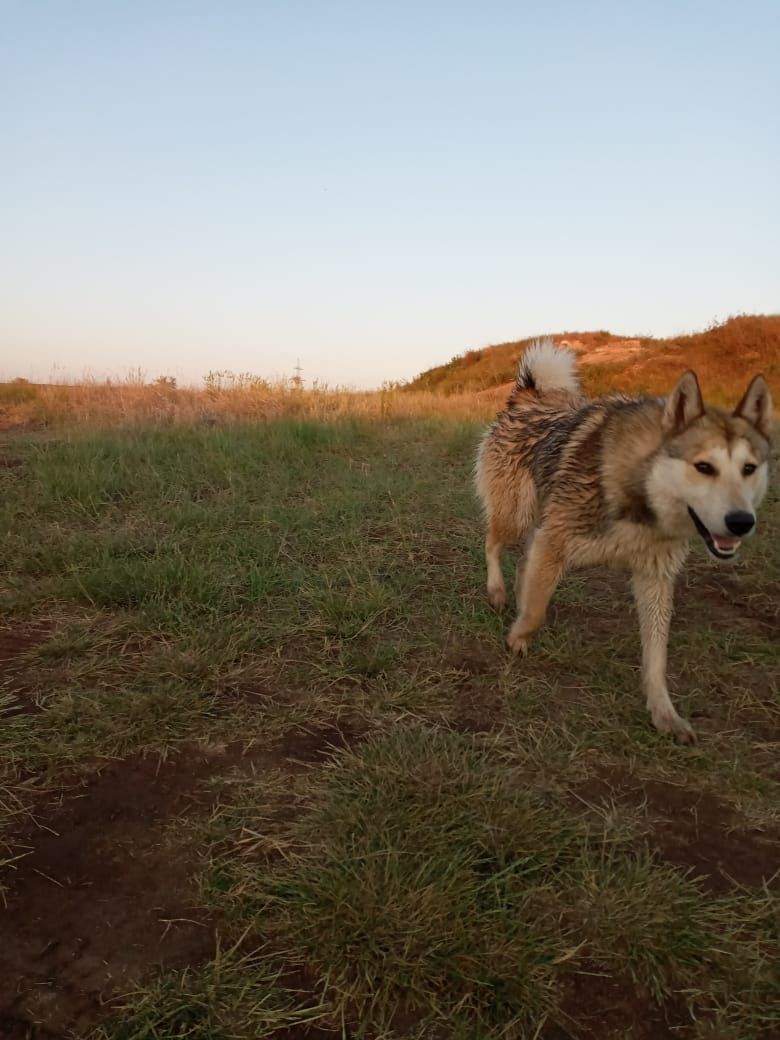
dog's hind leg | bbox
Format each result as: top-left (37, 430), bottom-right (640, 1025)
top-left (513, 496), bottom-right (539, 611)
top-left (507, 526), bottom-right (564, 655)
top-left (481, 459), bottom-right (537, 612)
top-left (632, 571), bottom-right (696, 745)
top-left (485, 517), bottom-right (510, 610)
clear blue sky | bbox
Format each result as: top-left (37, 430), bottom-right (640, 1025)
top-left (2, 1), bottom-right (778, 388)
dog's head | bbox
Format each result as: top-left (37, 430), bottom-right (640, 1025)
top-left (647, 371), bottom-right (773, 559)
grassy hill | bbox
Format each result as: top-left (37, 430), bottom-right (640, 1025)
top-left (406, 314), bottom-right (780, 406)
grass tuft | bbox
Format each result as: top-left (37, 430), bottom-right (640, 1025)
top-left (90, 939), bottom-right (326, 1040)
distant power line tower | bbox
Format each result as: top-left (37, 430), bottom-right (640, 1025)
top-left (291, 358), bottom-right (303, 389)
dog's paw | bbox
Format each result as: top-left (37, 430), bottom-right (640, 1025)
top-left (672, 719), bottom-right (697, 746)
top-left (652, 709), bottom-right (697, 746)
top-left (506, 622), bottom-right (529, 656)
top-left (487, 586), bottom-right (507, 611)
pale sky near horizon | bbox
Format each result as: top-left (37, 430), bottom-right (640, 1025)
top-left (2, 2), bottom-right (778, 389)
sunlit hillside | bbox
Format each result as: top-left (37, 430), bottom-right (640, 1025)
top-left (406, 314), bottom-right (780, 406)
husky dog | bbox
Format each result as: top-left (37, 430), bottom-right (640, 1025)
top-left (475, 339), bottom-right (773, 743)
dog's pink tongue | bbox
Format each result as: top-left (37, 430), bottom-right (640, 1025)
top-left (713, 534), bottom-right (739, 552)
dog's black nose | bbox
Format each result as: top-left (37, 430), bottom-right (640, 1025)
top-left (725, 511), bottom-right (755, 536)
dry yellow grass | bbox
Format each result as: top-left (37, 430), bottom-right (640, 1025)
top-left (0, 378), bottom-right (500, 430)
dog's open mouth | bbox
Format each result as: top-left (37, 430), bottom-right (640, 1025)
top-left (687, 507), bottom-right (741, 559)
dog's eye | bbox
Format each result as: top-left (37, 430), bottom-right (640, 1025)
top-left (743, 463), bottom-right (757, 476)
top-left (694, 461), bottom-right (717, 476)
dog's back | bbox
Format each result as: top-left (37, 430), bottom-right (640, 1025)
top-left (475, 339), bottom-right (588, 545)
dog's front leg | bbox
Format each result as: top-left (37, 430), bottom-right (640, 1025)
top-left (631, 571), bottom-right (695, 745)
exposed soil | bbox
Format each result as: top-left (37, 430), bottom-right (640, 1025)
top-left (410, 539), bottom-right (466, 569)
top-left (278, 720), bottom-right (364, 763)
top-left (446, 640), bottom-right (507, 733)
top-left (544, 965), bottom-right (691, 1040)
top-left (0, 750), bottom-right (222, 1035)
top-left (676, 569), bottom-right (779, 637)
top-left (0, 724), bottom-right (360, 1038)
top-left (0, 1015), bottom-right (64, 1040)
top-left (574, 765), bottom-right (780, 894)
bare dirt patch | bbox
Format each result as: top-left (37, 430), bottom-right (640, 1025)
top-left (0, 740), bottom-right (298, 1036)
top-left (445, 640), bottom-right (507, 733)
top-left (545, 965), bottom-right (690, 1040)
top-left (278, 720), bottom-right (365, 763)
top-left (676, 570), bottom-right (779, 637)
top-left (411, 539), bottom-right (466, 568)
top-left (0, 721), bottom-right (366, 1037)
top-left (0, 1013), bottom-right (64, 1040)
top-left (575, 766), bottom-right (780, 894)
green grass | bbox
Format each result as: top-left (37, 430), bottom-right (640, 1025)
top-left (200, 728), bottom-right (754, 1036)
top-left (1, 418), bottom-right (778, 1038)
top-left (89, 939), bottom-right (327, 1040)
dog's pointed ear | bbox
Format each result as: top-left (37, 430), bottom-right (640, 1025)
top-left (662, 371), bottom-right (704, 433)
top-left (733, 374), bottom-right (773, 437)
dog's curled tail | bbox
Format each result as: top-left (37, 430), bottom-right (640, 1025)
top-left (515, 338), bottom-right (580, 396)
